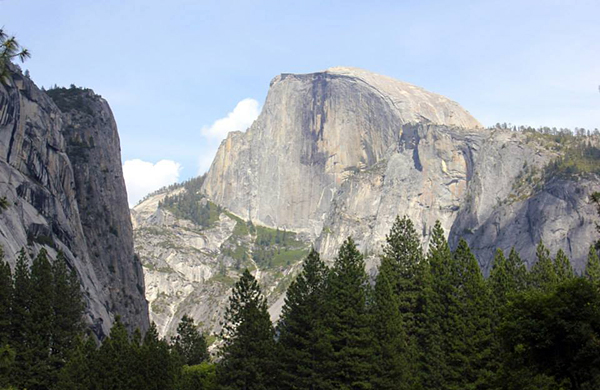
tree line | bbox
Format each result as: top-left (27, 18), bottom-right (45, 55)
top-left (218, 216), bottom-right (600, 390)
top-left (0, 247), bottom-right (211, 390)
top-left (1, 214), bottom-right (600, 390)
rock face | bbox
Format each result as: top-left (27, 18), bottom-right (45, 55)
top-left (203, 67), bottom-right (599, 272)
top-left (132, 181), bottom-right (310, 339)
top-left (0, 65), bottom-right (148, 336)
top-left (202, 67), bottom-right (482, 237)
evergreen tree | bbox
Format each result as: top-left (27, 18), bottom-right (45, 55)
top-left (451, 239), bottom-right (494, 390)
top-left (0, 344), bottom-right (15, 389)
top-left (489, 248), bottom-right (527, 308)
top-left (217, 269), bottom-right (275, 390)
top-left (488, 249), bottom-right (510, 308)
top-left (318, 237), bottom-right (374, 390)
top-left (506, 247), bottom-right (528, 292)
top-left (28, 248), bottom-right (55, 389)
top-left (140, 323), bottom-right (177, 390)
top-left (276, 248), bottom-right (328, 390)
top-left (371, 257), bottom-right (411, 390)
top-left (585, 245), bottom-right (600, 283)
top-left (51, 252), bottom-right (84, 370)
top-left (10, 248), bottom-right (31, 388)
top-left (500, 278), bottom-right (600, 390)
top-left (487, 247), bottom-right (527, 388)
top-left (0, 247), bottom-right (12, 344)
top-left (380, 216), bottom-right (424, 340)
top-left (96, 317), bottom-right (136, 390)
top-left (173, 315), bottom-right (209, 366)
top-left (420, 221), bottom-right (452, 390)
top-left (554, 249), bottom-right (574, 282)
top-left (529, 241), bottom-right (558, 290)
top-left (54, 336), bottom-right (97, 390)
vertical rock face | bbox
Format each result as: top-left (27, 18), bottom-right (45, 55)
top-left (0, 65), bottom-right (148, 336)
top-left (202, 67), bottom-right (482, 237)
top-left (57, 88), bottom-right (149, 333)
top-left (203, 67), bottom-right (599, 272)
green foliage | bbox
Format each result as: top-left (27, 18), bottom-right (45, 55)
top-left (159, 175), bottom-right (224, 228)
top-left (489, 248), bottom-right (528, 308)
top-left (381, 216), bottom-right (424, 333)
top-left (0, 29), bottom-right (30, 84)
top-left (543, 141), bottom-right (600, 179)
top-left (179, 362), bottom-right (217, 390)
top-left (0, 249), bottom-right (12, 345)
top-left (45, 85), bottom-right (96, 115)
top-left (318, 237), bottom-right (374, 390)
top-left (172, 315), bottom-right (209, 366)
top-left (585, 245), bottom-right (600, 283)
top-left (421, 221), bottom-right (453, 389)
top-left (554, 249), bottom-right (574, 282)
top-left (0, 214), bottom-right (597, 389)
top-left (0, 198), bottom-right (9, 214)
top-left (217, 269), bottom-right (276, 390)
top-left (371, 257), bottom-right (411, 390)
top-left (0, 248), bottom-right (86, 389)
top-left (529, 241), bottom-right (558, 290)
top-left (96, 317), bottom-right (137, 390)
top-left (499, 278), bottom-right (600, 389)
top-left (9, 249), bottom-right (31, 388)
top-left (27, 249), bottom-right (55, 388)
top-left (139, 323), bottom-right (179, 390)
top-left (277, 249), bottom-right (328, 390)
top-left (422, 226), bottom-right (494, 390)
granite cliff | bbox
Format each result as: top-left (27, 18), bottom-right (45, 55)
top-left (203, 67), bottom-right (599, 272)
top-left (135, 67), bottom-right (598, 338)
top-left (0, 65), bottom-right (148, 337)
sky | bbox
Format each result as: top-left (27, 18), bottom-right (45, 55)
top-left (2, 0), bottom-right (599, 205)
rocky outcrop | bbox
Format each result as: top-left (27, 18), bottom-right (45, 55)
top-left (203, 67), bottom-right (599, 272)
top-left (132, 186), bottom-right (310, 339)
top-left (0, 65), bottom-right (148, 336)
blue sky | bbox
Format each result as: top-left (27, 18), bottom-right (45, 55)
top-left (2, 0), bottom-right (599, 204)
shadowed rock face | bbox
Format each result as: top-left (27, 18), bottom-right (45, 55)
top-left (0, 65), bottom-right (148, 336)
top-left (203, 67), bottom-right (599, 272)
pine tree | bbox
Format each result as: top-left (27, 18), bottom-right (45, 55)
top-left (276, 248), bottom-right (328, 390)
top-left (55, 336), bottom-right (97, 390)
top-left (488, 248), bottom-right (526, 388)
top-left (420, 221), bottom-right (452, 390)
top-left (506, 247), bottom-right (528, 292)
top-left (28, 248), bottom-right (55, 389)
top-left (318, 237), bottom-right (374, 390)
top-left (10, 248), bottom-right (31, 388)
top-left (139, 323), bottom-right (177, 390)
top-left (553, 249), bottom-right (574, 282)
top-left (585, 245), bottom-right (600, 282)
top-left (0, 247), bottom-right (12, 344)
top-left (371, 257), bottom-right (411, 390)
top-left (451, 239), bottom-right (494, 390)
top-left (173, 315), bottom-right (209, 366)
top-left (217, 269), bottom-right (275, 390)
top-left (96, 316), bottom-right (136, 390)
top-left (488, 249), bottom-right (510, 307)
top-left (381, 216), bottom-right (424, 338)
top-left (489, 248), bottom-right (527, 308)
top-left (529, 241), bottom-right (558, 290)
top-left (51, 252), bottom-right (84, 370)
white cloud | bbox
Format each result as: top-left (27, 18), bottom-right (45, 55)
top-left (198, 98), bottom-right (260, 174)
top-left (201, 98), bottom-right (260, 140)
top-left (123, 159), bottom-right (182, 206)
